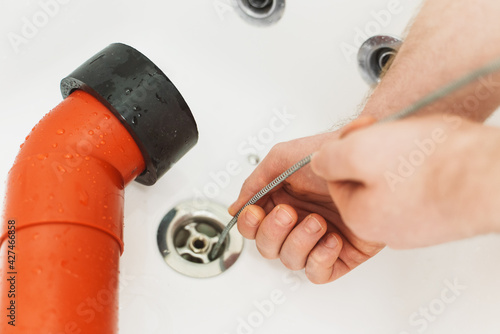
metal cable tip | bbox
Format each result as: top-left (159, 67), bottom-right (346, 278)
top-left (209, 154), bottom-right (313, 260)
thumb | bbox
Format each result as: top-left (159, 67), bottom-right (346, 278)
top-left (310, 140), bottom-right (366, 184)
top-left (339, 116), bottom-right (377, 138)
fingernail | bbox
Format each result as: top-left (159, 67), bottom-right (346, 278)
top-left (304, 216), bottom-right (322, 234)
top-left (245, 209), bottom-right (260, 227)
top-left (275, 207), bottom-right (293, 226)
top-left (324, 234), bottom-right (338, 249)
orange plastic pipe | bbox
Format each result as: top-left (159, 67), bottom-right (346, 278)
top-left (0, 90), bottom-right (145, 333)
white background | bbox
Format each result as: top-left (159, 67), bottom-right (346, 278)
top-left (1, 0), bottom-right (499, 333)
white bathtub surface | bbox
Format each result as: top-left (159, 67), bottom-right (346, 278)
top-left (1, 1), bottom-right (499, 333)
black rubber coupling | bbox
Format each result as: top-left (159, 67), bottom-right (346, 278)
top-left (60, 43), bottom-right (198, 185)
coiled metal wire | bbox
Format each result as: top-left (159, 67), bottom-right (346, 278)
top-left (210, 56), bottom-right (500, 260)
top-left (210, 154), bottom-right (312, 259)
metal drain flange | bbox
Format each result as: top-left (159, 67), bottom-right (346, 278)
top-left (157, 201), bottom-right (244, 278)
top-left (234, 0), bottom-right (285, 26)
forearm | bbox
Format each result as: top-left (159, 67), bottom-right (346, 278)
top-left (362, 0), bottom-right (500, 122)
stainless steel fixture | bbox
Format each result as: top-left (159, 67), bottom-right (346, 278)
top-left (234, 0), bottom-right (285, 26)
top-left (357, 35), bottom-right (402, 85)
top-left (157, 201), bottom-right (244, 278)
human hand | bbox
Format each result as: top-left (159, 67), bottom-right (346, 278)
top-left (229, 132), bottom-right (385, 284)
top-left (312, 114), bottom-right (500, 249)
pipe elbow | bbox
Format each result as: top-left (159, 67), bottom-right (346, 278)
top-left (0, 43), bottom-right (198, 333)
top-left (2, 89), bottom-right (145, 252)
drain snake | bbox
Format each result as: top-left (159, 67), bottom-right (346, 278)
top-left (210, 57), bottom-right (500, 260)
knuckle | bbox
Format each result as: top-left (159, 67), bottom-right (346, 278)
top-left (269, 142), bottom-right (285, 156)
top-left (340, 146), bottom-right (363, 174)
top-left (255, 174), bottom-right (271, 191)
top-left (241, 172), bottom-right (271, 196)
top-left (241, 177), bottom-right (254, 192)
top-left (342, 247), bottom-right (370, 267)
top-left (309, 249), bottom-right (323, 263)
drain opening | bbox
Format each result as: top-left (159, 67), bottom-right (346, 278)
top-left (191, 237), bottom-right (207, 252)
top-left (357, 35), bottom-right (402, 85)
top-left (235, 0), bottom-right (285, 26)
top-left (248, 0), bottom-right (273, 11)
top-left (371, 47), bottom-right (397, 79)
top-left (172, 219), bottom-right (227, 264)
top-left (157, 201), bottom-right (244, 278)
top-left (377, 49), bottom-right (396, 70)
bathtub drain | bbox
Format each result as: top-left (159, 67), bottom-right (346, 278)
top-left (357, 35), bottom-right (402, 85)
top-left (234, 0), bottom-right (285, 26)
top-left (157, 201), bottom-right (244, 278)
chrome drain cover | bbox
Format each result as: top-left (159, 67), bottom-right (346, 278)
top-left (234, 0), bottom-right (285, 26)
top-left (157, 201), bottom-right (244, 278)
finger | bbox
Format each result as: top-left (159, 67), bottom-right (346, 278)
top-left (305, 233), bottom-right (346, 284)
top-left (229, 132), bottom-right (340, 216)
top-left (279, 214), bottom-right (328, 270)
top-left (237, 205), bottom-right (266, 240)
top-left (339, 116), bottom-right (377, 139)
top-left (255, 204), bottom-right (298, 259)
top-left (228, 157), bottom-right (281, 216)
top-left (326, 180), bottom-right (364, 218)
top-left (311, 140), bottom-right (366, 183)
